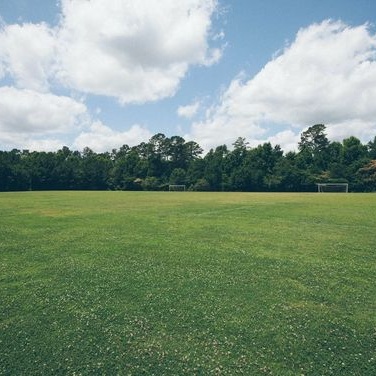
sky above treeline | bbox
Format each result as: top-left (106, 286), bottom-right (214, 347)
top-left (0, 0), bottom-right (376, 153)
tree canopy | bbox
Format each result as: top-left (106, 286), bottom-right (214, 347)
top-left (1, 126), bottom-right (375, 192)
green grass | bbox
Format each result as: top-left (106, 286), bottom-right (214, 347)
top-left (0, 191), bottom-right (375, 375)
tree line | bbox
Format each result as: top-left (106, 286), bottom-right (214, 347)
top-left (1, 125), bottom-right (376, 192)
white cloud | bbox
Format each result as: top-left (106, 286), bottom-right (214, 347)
top-left (73, 121), bottom-right (152, 152)
top-left (0, 86), bottom-right (87, 134)
top-left (0, 87), bottom-right (151, 151)
top-left (189, 20), bottom-right (376, 151)
top-left (266, 130), bottom-right (301, 152)
top-left (55, 0), bottom-right (221, 103)
top-left (0, 0), bottom-right (222, 151)
top-left (326, 119), bottom-right (376, 143)
top-left (0, 0), bottom-right (221, 104)
top-left (249, 20), bottom-right (376, 126)
top-left (0, 23), bottom-right (57, 92)
top-left (23, 138), bottom-right (67, 152)
top-left (0, 86), bottom-right (88, 149)
top-left (177, 101), bottom-right (200, 119)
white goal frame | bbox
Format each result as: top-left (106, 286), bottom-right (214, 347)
top-left (317, 183), bottom-right (348, 193)
top-left (169, 184), bottom-right (186, 191)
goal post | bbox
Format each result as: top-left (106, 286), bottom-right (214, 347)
top-left (169, 184), bottom-right (186, 192)
top-left (317, 183), bottom-right (349, 193)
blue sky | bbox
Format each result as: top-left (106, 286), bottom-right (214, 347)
top-left (1, 0), bottom-right (376, 152)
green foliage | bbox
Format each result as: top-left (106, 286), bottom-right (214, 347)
top-left (356, 160), bottom-right (376, 191)
top-left (1, 192), bottom-right (375, 374)
top-left (191, 178), bottom-right (211, 191)
top-left (169, 168), bottom-right (187, 185)
top-left (368, 136), bottom-right (376, 159)
top-left (141, 176), bottom-right (162, 191)
top-left (298, 124), bottom-right (330, 171)
top-left (0, 126), bottom-right (375, 191)
top-left (298, 124), bottom-right (329, 154)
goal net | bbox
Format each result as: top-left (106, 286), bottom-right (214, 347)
top-left (169, 184), bottom-right (186, 191)
top-left (317, 183), bottom-right (348, 193)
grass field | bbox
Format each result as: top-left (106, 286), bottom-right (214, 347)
top-left (0, 191), bottom-right (375, 375)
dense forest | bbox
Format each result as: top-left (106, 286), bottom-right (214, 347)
top-left (1, 125), bottom-right (376, 192)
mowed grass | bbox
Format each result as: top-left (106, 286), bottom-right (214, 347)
top-left (0, 191), bottom-right (375, 375)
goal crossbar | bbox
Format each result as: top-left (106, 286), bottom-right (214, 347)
top-left (169, 184), bottom-right (186, 191)
top-left (317, 183), bottom-right (348, 193)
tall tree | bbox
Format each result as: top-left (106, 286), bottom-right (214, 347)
top-left (298, 124), bottom-right (329, 170)
top-left (367, 136), bottom-right (376, 159)
top-left (147, 133), bottom-right (168, 178)
top-left (356, 160), bottom-right (376, 191)
top-left (167, 136), bottom-right (186, 170)
top-left (204, 145), bottom-right (228, 191)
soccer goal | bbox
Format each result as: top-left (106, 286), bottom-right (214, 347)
top-left (169, 184), bottom-right (186, 192)
top-left (317, 183), bottom-right (349, 193)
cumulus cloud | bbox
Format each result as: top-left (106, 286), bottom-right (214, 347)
top-left (22, 138), bottom-right (68, 152)
top-left (0, 86), bottom-right (87, 134)
top-left (55, 0), bottom-right (221, 103)
top-left (0, 131), bottom-right (63, 151)
top-left (0, 0), bottom-right (221, 150)
top-left (0, 23), bottom-right (57, 92)
top-left (189, 20), bottom-right (376, 151)
top-left (73, 121), bottom-right (152, 152)
top-left (266, 130), bottom-right (301, 153)
top-left (0, 86), bottom-right (151, 151)
top-left (177, 101), bottom-right (200, 119)
top-left (0, 0), bottom-right (220, 103)
top-left (0, 86), bottom-right (88, 149)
